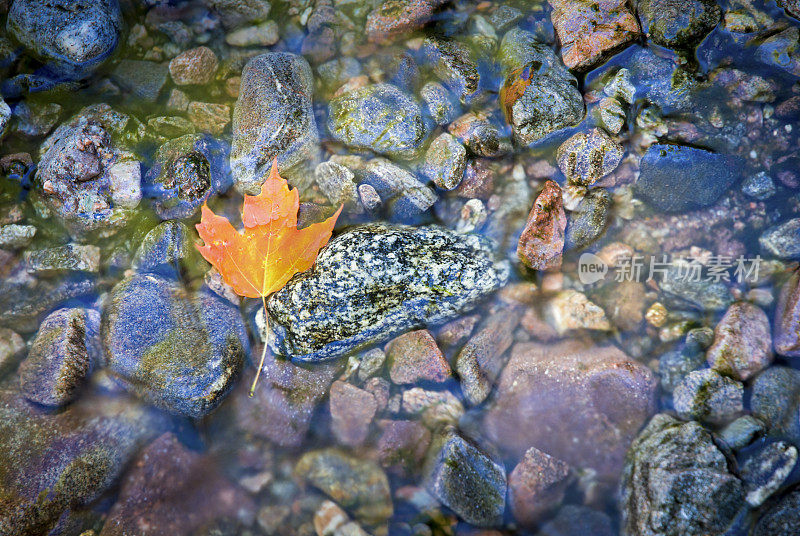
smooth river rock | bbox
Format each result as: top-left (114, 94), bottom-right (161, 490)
top-left (230, 52), bottom-right (319, 193)
top-left (484, 339), bottom-right (656, 480)
top-left (267, 224), bottom-right (509, 362)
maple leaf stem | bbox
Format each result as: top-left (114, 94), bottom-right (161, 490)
top-left (249, 296), bottom-right (270, 397)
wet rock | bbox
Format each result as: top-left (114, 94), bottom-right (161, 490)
top-left (12, 101), bottom-right (61, 138)
top-left (420, 82), bottom-right (459, 126)
top-left (549, 0), bottom-right (640, 71)
top-left (328, 83), bottom-right (427, 160)
top-left (0, 98), bottom-right (10, 138)
top-left (658, 348), bottom-right (706, 393)
top-left (447, 113), bottom-right (502, 158)
top-left (706, 301), bottom-right (772, 380)
top-left (230, 346), bottom-right (340, 447)
top-left (103, 273), bottom-right (247, 417)
top-left (638, 0), bottom-right (722, 49)
top-left (741, 441), bottom-right (797, 507)
top-left (19, 307), bottom-right (101, 407)
top-left (760, 219), bottom-right (800, 260)
top-left (0, 385), bottom-right (167, 535)
top-left (673, 368), bottom-right (743, 425)
top-left (498, 29), bottom-right (584, 145)
top-left (780, 0), bottom-right (800, 18)
top-left (144, 133), bottom-right (230, 220)
top-left (719, 415), bottom-right (763, 451)
top-left (620, 414), bottom-right (745, 536)
top-left (752, 366), bottom-right (800, 443)
top-left (0, 224), bottom-right (35, 249)
top-left (0, 328), bottom-right (24, 377)
top-left (635, 144), bottom-right (740, 213)
top-left (755, 27), bottom-right (800, 77)
top-left (315, 161), bottom-right (360, 210)
top-left (537, 505), bottom-right (614, 536)
top-left (100, 433), bottom-right (255, 536)
top-left (376, 420), bottom-right (431, 475)
top-left (385, 329), bottom-right (450, 385)
top-left (517, 180), bottom-right (566, 271)
top-left (753, 490), bottom-right (800, 536)
top-left (24, 243), bottom-right (100, 274)
top-left (110, 59), bottom-right (169, 102)
top-left (225, 21), bottom-right (279, 46)
top-left (565, 188), bottom-right (612, 250)
top-left (455, 306), bottom-right (523, 406)
top-left (169, 46), bottom-right (218, 86)
top-left (594, 279), bottom-right (647, 331)
top-left (187, 102), bottom-right (231, 135)
top-left (206, 0), bottom-right (271, 29)
top-left (267, 224), bottom-right (508, 362)
top-left (424, 430), bottom-right (507, 527)
top-left (318, 58), bottom-right (362, 91)
top-left (295, 448), bottom-right (393, 524)
top-left (37, 121), bottom-right (141, 238)
top-left (659, 260), bottom-right (734, 311)
top-left (132, 221), bottom-right (202, 277)
top-left (598, 97), bottom-right (626, 134)
top-left (0, 272), bottom-right (97, 333)
top-left (231, 52), bottom-right (319, 193)
top-left (485, 340), bottom-right (656, 480)
top-left (556, 128), bottom-right (623, 186)
top-left (358, 183), bottom-right (381, 212)
top-left (7, 0), bottom-right (121, 77)
top-left (774, 270), bottom-right (800, 357)
top-left (741, 172), bottom-right (776, 200)
top-left (508, 447), bottom-right (571, 526)
top-left (330, 380), bottom-right (377, 447)
top-left (358, 159), bottom-right (437, 221)
top-left (546, 290), bottom-right (611, 334)
top-left (421, 133), bottom-right (466, 190)
top-left (422, 37), bottom-right (479, 102)
top-left (366, 0), bottom-right (443, 43)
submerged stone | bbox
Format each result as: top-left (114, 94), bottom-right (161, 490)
top-left (638, 0), bottom-right (722, 49)
top-left (620, 414), bottom-right (745, 536)
top-left (774, 270), bottom-right (800, 357)
top-left (267, 224), bottom-right (509, 362)
top-left (231, 52), bottom-right (319, 193)
top-left (328, 83), bottom-right (428, 159)
top-left (760, 218), bottom-right (800, 260)
top-left (19, 307), bottom-right (101, 407)
top-left (425, 430), bottom-right (507, 527)
top-left (635, 144), bottom-right (740, 213)
top-left (103, 274), bottom-right (248, 417)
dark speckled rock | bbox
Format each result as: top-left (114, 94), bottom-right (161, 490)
top-left (620, 413), bottom-right (745, 536)
top-left (103, 273), bottom-right (248, 417)
top-left (638, 0), bottom-right (721, 50)
top-left (19, 307), bottom-right (101, 407)
top-left (424, 429), bottom-right (507, 527)
top-left (267, 224), bottom-right (509, 362)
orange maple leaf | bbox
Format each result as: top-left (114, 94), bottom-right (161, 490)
top-left (196, 159), bottom-right (342, 394)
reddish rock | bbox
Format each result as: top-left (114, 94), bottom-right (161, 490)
top-left (707, 301), bottom-right (773, 380)
top-left (485, 340), bottom-right (657, 480)
top-left (364, 377), bottom-right (390, 411)
top-left (549, 0), bottom-right (640, 71)
top-left (385, 329), bottom-right (451, 384)
top-left (517, 180), bottom-right (566, 271)
top-left (436, 314), bottom-right (479, 349)
top-left (455, 159), bottom-right (495, 200)
top-left (520, 307), bottom-right (560, 342)
top-left (229, 347), bottom-right (341, 447)
top-left (100, 433), bottom-right (254, 536)
top-left (775, 271), bottom-right (800, 357)
top-left (330, 380), bottom-right (378, 446)
top-left (375, 419), bottom-right (431, 475)
top-left (455, 305), bottom-right (524, 406)
top-left (366, 0), bottom-right (444, 43)
top-left (168, 46), bottom-right (218, 85)
top-left (508, 447), bottom-right (572, 526)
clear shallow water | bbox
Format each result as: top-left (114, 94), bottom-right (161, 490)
top-left (1, 0), bottom-right (800, 535)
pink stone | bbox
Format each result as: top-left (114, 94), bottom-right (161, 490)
top-left (517, 180), bottom-right (566, 271)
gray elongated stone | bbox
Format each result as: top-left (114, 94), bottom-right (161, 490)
top-left (267, 224), bottom-right (509, 362)
top-left (231, 53), bottom-right (319, 193)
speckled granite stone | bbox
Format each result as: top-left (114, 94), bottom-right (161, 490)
top-left (267, 224), bottom-right (509, 362)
